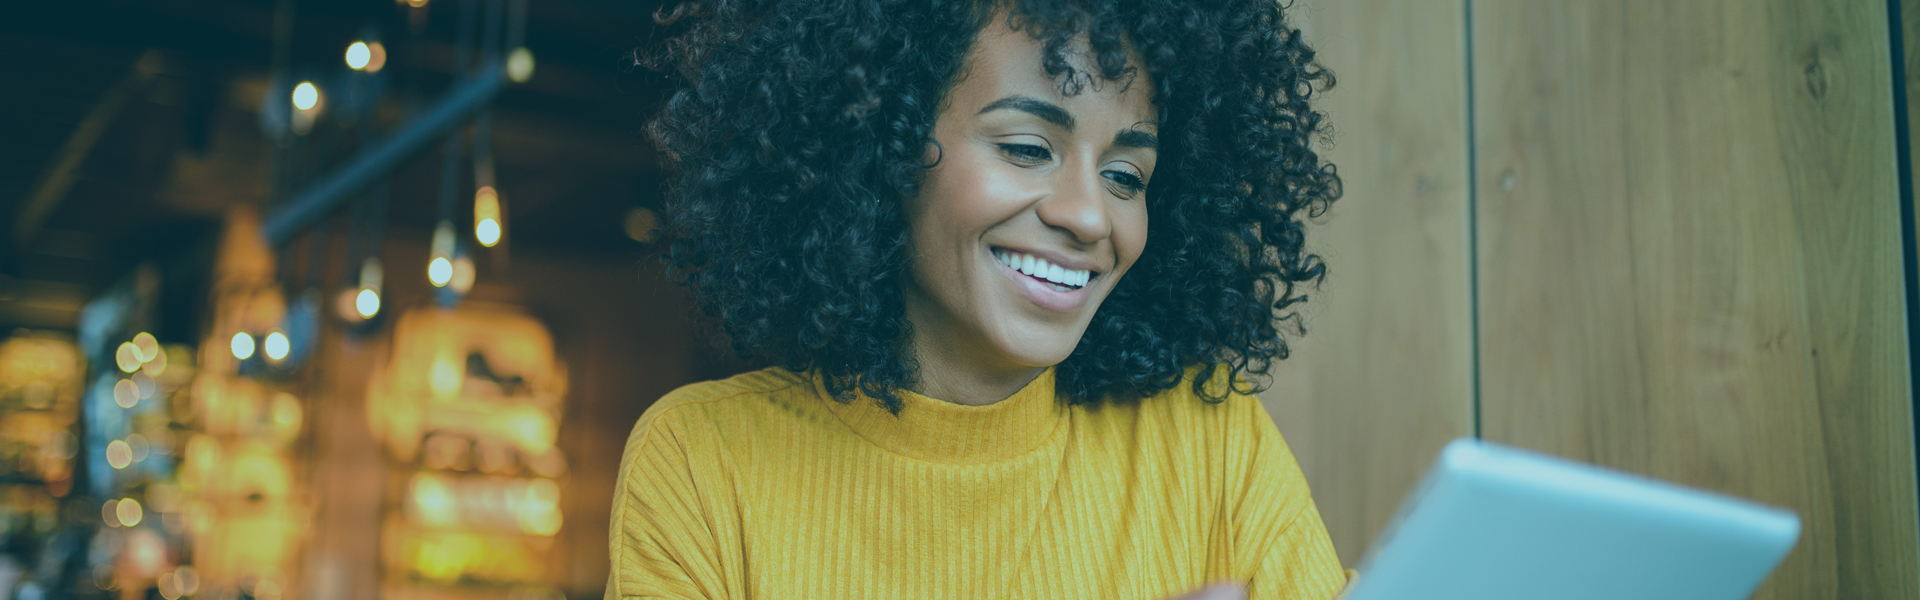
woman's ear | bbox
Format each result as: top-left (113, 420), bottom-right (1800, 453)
top-left (922, 139), bottom-right (945, 168)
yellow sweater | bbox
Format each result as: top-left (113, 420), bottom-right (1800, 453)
top-left (606, 366), bottom-right (1346, 599)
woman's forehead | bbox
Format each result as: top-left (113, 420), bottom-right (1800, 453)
top-left (953, 16), bottom-right (1156, 127)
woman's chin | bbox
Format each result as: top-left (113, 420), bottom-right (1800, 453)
top-left (992, 328), bottom-right (1084, 369)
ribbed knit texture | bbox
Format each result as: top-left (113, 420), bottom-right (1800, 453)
top-left (606, 366), bottom-right (1346, 599)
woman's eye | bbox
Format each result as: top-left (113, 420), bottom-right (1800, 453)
top-left (998, 143), bottom-right (1052, 164)
top-left (1105, 170), bottom-right (1147, 194)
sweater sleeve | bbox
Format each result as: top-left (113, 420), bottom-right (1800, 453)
top-left (1231, 395), bottom-right (1347, 600)
top-left (606, 405), bottom-right (735, 600)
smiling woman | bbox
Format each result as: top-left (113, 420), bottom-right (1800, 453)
top-left (614, 0), bottom-right (1343, 598)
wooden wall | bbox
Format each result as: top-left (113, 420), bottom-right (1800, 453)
top-left (1264, 0), bottom-right (1476, 568)
top-left (1266, 1), bottom-right (1920, 597)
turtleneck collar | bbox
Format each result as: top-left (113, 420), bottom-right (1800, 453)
top-left (817, 367), bottom-right (1067, 465)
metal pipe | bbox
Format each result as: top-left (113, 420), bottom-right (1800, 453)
top-left (262, 62), bottom-right (507, 246)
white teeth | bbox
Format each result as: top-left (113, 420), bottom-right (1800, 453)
top-left (993, 249), bottom-right (1092, 288)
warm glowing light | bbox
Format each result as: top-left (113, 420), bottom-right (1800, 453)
top-left (510, 408), bottom-right (558, 453)
top-left (507, 47), bottom-right (536, 83)
top-left (428, 257), bottom-right (453, 286)
top-left (264, 331), bottom-right (290, 360)
top-left (474, 186), bottom-right (502, 246)
top-left (114, 379), bottom-right (138, 408)
top-left (158, 573), bottom-right (182, 600)
top-left (450, 255), bottom-right (476, 293)
top-left (346, 41), bottom-right (371, 69)
top-left (116, 342), bottom-right (141, 373)
top-left (410, 474), bottom-right (459, 528)
top-left (519, 477), bottom-right (564, 535)
top-left (291, 80), bottom-right (321, 135)
top-left (174, 568), bottom-right (199, 595)
top-left (271, 393), bottom-right (303, 439)
top-left (475, 219), bottom-right (500, 246)
top-left (292, 81), bottom-right (320, 111)
top-left (142, 346), bottom-right (168, 376)
top-left (365, 41), bottom-right (387, 72)
top-left (429, 353), bottom-right (463, 398)
top-left (127, 434), bottom-right (150, 462)
top-left (356, 288), bottom-right (381, 318)
top-left (133, 372), bottom-right (156, 398)
top-left (132, 332), bottom-right (159, 362)
top-left (406, 0), bottom-right (428, 7)
top-left (293, 81), bottom-right (320, 109)
top-left (116, 498), bottom-right (143, 527)
top-left (231, 332), bottom-right (255, 359)
top-left (104, 500), bottom-right (121, 527)
top-left (106, 440), bottom-right (132, 469)
top-left (429, 221), bottom-right (455, 286)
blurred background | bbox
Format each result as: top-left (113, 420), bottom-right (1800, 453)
top-left (0, 0), bottom-right (753, 598)
top-left (0, 0), bottom-right (1918, 600)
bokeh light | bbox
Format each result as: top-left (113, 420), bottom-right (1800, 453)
top-left (116, 498), bottom-right (142, 527)
top-left (106, 440), bottom-right (132, 469)
top-left (428, 257), bottom-right (453, 287)
top-left (264, 331), bottom-right (290, 361)
top-left (450, 255), bottom-right (476, 294)
top-left (231, 332), bottom-right (255, 359)
top-left (346, 41), bottom-right (371, 69)
top-left (115, 342), bottom-right (141, 373)
top-left (475, 219), bottom-right (501, 246)
top-left (507, 47), bottom-right (536, 83)
top-left (292, 81), bottom-right (319, 111)
top-left (142, 346), bottom-right (169, 376)
top-left (132, 332), bottom-right (159, 361)
top-left (356, 288), bottom-right (381, 318)
top-left (114, 379), bottom-right (138, 408)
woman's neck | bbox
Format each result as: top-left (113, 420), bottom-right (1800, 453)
top-left (911, 358), bottom-right (1046, 406)
top-left (905, 320), bottom-right (1047, 406)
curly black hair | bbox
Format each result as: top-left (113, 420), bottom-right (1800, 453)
top-left (644, 0), bottom-right (1339, 412)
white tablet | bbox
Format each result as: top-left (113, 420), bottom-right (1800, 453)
top-left (1340, 438), bottom-right (1801, 600)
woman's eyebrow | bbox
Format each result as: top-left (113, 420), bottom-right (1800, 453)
top-left (1113, 128), bottom-right (1157, 150)
top-left (979, 96), bottom-right (1075, 131)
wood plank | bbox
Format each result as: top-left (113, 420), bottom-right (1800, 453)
top-left (1472, 2), bottom-right (1919, 598)
top-left (1263, 0), bottom-right (1475, 567)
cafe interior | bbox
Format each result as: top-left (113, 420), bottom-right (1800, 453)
top-left (0, 0), bottom-right (750, 597)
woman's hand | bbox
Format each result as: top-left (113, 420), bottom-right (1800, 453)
top-left (1161, 583), bottom-right (1247, 600)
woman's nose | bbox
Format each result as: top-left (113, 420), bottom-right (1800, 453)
top-left (1034, 163), bottom-right (1112, 244)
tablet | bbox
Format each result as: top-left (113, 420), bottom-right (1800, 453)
top-left (1340, 438), bottom-right (1801, 600)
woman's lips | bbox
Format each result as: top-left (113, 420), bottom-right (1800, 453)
top-left (991, 250), bottom-right (1092, 313)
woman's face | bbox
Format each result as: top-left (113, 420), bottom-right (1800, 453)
top-left (903, 19), bottom-right (1156, 378)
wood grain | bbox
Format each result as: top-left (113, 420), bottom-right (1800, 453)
top-left (1472, 2), bottom-right (1919, 598)
top-left (1263, 0), bottom-right (1476, 567)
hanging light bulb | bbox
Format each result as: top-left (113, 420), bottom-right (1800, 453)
top-left (428, 221), bottom-right (455, 287)
top-left (291, 81), bottom-right (323, 136)
top-left (474, 186), bottom-right (502, 247)
top-left (355, 257), bottom-right (384, 318)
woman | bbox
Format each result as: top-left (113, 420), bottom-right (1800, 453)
top-left (611, 0), bottom-right (1343, 597)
